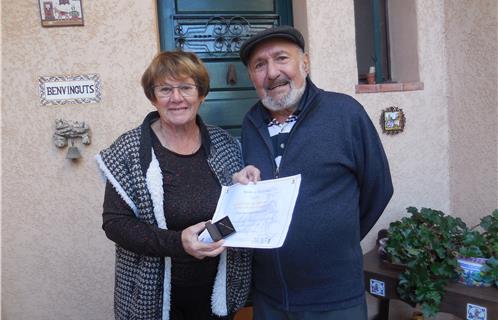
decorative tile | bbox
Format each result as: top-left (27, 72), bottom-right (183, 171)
top-left (369, 279), bottom-right (385, 297)
top-left (467, 303), bottom-right (487, 320)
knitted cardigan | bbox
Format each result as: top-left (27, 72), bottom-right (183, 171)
top-left (96, 112), bottom-right (251, 320)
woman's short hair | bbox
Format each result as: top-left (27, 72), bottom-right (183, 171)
top-left (141, 51), bottom-right (210, 101)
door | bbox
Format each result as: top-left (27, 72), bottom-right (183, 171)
top-left (158, 0), bottom-right (293, 137)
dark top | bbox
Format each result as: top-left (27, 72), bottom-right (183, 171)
top-left (102, 128), bottom-right (221, 287)
top-left (241, 79), bottom-right (393, 311)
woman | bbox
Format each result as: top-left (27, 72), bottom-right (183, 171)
top-left (96, 51), bottom-right (251, 320)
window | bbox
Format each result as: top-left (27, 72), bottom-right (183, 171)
top-left (354, 0), bottom-right (390, 84)
top-left (354, 0), bottom-right (421, 88)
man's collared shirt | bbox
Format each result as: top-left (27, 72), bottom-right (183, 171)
top-left (267, 113), bottom-right (298, 169)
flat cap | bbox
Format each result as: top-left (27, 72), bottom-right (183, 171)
top-left (239, 25), bottom-right (305, 66)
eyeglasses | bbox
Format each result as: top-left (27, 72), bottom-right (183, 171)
top-left (153, 83), bottom-right (198, 99)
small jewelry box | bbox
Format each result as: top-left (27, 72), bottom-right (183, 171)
top-left (205, 216), bottom-right (236, 241)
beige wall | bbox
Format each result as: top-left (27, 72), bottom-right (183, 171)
top-left (445, 0), bottom-right (498, 226)
top-left (2, 1), bottom-right (159, 319)
top-left (2, 1), bottom-right (497, 319)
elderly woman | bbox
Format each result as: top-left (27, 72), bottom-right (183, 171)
top-left (96, 51), bottom-right (251, 320)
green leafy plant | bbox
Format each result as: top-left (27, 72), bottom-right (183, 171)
top-left (457, 209), bottom-right (498, 286)
top-left (385, 207), bottom-right (498, 317)
top-left (478, 209), bottom-right (498, 257)
top-left (481, 257), bottom-right (498, 287)
top-left (386, 207), bottom-right (467, 317)
top-left (480, 210), bottom-right (498, 286)
top-left (458, 209), bottom-right (498, 258)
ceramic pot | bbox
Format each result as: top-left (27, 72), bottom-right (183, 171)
top-left (456, 257), bottom-right (492, 287)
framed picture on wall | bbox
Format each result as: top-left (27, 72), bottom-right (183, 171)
top-left (380, 106), bottom-right (406, 134)
top-left (39, 0), bottom-right (84, 27)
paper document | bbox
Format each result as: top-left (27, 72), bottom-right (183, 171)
top-left (199, 174), bottom-right (301, 248)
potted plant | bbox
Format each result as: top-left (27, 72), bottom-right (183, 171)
top-left (385, 207), bottom-right (466, 317)
top-left (383, 207), bottom-right (498, 317)
top-left (456, 209), bottom-right (498, 287)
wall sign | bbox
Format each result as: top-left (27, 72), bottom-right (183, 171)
top-left (39, 74), bottom-right (101, 106)
top-left (39, 0), bottom-right (84, 27)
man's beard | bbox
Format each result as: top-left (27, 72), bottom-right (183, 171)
top-left (261, 62), bottom-right (307, 112)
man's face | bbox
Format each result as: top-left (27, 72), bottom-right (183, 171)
top-left (247, 39), bottom-right (309, 112)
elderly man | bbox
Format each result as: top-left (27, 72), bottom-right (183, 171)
top-left (234, 26), bottom-right (393, 320)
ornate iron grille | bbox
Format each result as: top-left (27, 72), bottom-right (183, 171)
top-left (173, 15), bottom-right (278, 58)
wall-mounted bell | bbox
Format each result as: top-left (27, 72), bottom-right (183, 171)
top-left (53, 119), bottom-right (91, 161)
top-left (66, 145), bottom-right (82, 160)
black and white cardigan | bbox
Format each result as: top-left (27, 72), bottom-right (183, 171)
top-left (96, 112), bottom-right (251, 320)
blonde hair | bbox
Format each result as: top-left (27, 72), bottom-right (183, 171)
top-left (141, 51), bottom-right (210, 101)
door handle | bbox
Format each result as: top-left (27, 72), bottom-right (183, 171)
top-left (227, 64), bottom-right (237, 85)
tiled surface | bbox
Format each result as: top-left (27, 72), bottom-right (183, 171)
top-left (355, 81), bottom-right (424, 94)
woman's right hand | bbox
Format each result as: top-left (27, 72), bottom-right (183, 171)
top-left (181, 221), bottom-right (225, 259)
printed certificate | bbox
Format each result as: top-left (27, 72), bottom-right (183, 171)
top-left (199, 174), bottom-right (301, 248)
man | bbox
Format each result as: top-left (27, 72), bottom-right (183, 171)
top-left (233, 26), bottom-right (393, 320)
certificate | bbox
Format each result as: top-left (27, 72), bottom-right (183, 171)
top-left (199, 174), bottom-right (301, 248)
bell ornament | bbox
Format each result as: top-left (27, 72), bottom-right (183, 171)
top-left (66, 146), bottom-right (82, 160)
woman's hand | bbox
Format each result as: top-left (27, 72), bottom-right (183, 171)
top-left (232, 165), bottom-right (261, 185)
top-left (181, 221), bottom-right (225, 259)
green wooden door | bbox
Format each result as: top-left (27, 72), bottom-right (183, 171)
top-left (157, 0), bottom-right (293, 137)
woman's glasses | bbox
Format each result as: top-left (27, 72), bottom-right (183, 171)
top-left (153, 83), bottom-right (198, 99)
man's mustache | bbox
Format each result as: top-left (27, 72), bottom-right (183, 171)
top-left (267, 79), bottom-right (290, 91)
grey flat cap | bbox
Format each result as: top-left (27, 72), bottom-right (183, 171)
top-left (239, 25), bottom-right (305, 66)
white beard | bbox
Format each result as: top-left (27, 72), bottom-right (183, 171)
top-left (261, 61), bottom-right (307, 112)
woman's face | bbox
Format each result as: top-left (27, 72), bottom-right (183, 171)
top-left (152, 76), bottom-right (204, 128)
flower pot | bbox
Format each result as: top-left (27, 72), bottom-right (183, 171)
top-left (367, 72), bottom-right (376, 84)
top-left (456, 257), bottom-right (492, 287)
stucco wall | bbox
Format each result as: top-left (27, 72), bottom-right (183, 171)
top-left (445, 0), bottom-right (498, 226)
top-left (2, 1), bottom-right (159, 319)
top-left (2, 1), bottom-right (497, 320)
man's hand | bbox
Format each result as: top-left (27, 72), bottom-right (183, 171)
top-left (181, 221), bottom-right (225, 259)
top-left (232, 165), bottom-right (261, 185)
